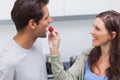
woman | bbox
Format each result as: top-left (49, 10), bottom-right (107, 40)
top-left (48, 10), bottom-right (120, 80)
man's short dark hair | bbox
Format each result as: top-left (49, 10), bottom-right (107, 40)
top-left (11, 0), bottom-right (49, 31)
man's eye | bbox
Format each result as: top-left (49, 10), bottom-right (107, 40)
top-left (95, 27), bottom-right (100, 30)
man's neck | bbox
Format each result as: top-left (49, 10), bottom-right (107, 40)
top-left (13, 32), bottom-right (37, 49)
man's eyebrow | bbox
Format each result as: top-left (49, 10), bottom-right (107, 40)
top-left (45, 13), bottom-right (49, 19)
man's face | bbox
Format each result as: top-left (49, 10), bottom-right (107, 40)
top-left (35, 5), bottom-right (53, 38)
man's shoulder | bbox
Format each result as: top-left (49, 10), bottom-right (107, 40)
top-left (0, 39), bottom-right (22, 66)
top-left (0, 39), bottom-right (15, 55)
top-left (1, 38), bottom-right (14, 49)
top-left (0, 50), bottom-right (15, 68)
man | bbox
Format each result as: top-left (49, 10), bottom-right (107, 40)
top-left (0, 0), bottom-right (52, 80)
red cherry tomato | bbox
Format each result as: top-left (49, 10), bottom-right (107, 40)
top-left (48, 26), bottom-right (54, 33)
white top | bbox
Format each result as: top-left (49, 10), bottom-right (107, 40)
top-left (0, 39), bottom-right (47, 80)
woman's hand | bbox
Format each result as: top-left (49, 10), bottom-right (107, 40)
top-left (48, 29), bottom-right (60, 55)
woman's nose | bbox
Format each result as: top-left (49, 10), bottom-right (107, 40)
top-left (90, 28), bottom-right (94, 35)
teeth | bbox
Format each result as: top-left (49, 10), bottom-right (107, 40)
top-left (93, 38), bottom-right (97, 40)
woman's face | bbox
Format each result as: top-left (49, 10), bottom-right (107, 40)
top-left (90, 18), bottom-right (112, 47)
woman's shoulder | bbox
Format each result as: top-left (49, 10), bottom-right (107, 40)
top-left (81, 47), bottom-right (93, 55)
top-left (76, 47), bottom-right (93, 61)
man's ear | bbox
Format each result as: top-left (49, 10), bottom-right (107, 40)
top-left (28, 19), bottom-right (36, 29)
top-left (111, 31), bottom-right (116, 39)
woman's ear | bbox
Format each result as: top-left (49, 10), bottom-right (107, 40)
top-left (28, 19), bottom-right (36, 29)
top-left (111, 31), bottom-right (116, 39)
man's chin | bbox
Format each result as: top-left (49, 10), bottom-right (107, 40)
top-left (39, 35), bottom-right (47, 38)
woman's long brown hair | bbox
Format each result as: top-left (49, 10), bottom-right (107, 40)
top-left (88, 10), bottom-right (120, 80)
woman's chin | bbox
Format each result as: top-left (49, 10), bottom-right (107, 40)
top-left (92, 43), bottom-right (99, 47)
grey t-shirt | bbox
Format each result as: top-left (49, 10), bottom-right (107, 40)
top-left (0, 39), bottom-right (47, 80)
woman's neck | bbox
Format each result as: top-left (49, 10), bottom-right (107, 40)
top-left (101, 44), bottom-right (111, 56)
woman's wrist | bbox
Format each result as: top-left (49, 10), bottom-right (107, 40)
top-left (50, 49), bottom-right (59, 55)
